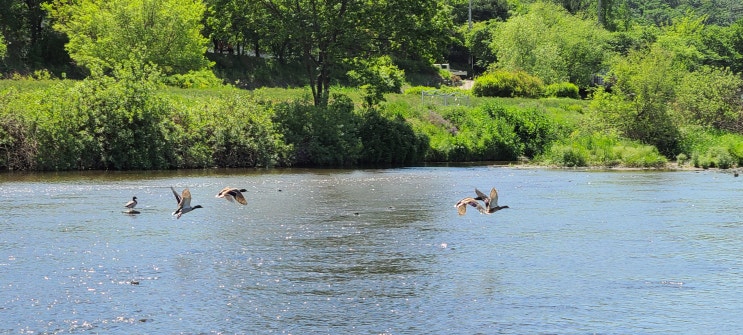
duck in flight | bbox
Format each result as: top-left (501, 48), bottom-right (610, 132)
top-left (455, 187), bottom-right (509, 215)
top-left (216, 187), bottom-right (248, 205)
top-left (171, 187), bottom-right (203, 219)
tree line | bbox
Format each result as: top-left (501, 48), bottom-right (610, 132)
top-left (2, 0), bottom-right (743, 99)
top-left (2, 0), bottom-right (743, 170)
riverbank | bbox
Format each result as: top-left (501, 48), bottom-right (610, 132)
top-left (2, 76), bottom-right (743, 171)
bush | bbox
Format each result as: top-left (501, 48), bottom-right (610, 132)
top-left (544, 82), bottom-right (580, 99)
top-left (18, 61), bottom-right (174, 170)
top-left (472, 70), bottom-right (544, 98)
top-left (678, 126), bottom-right (743, 169)
top-left (0, 62), bottom-right (292, 170)
top-left (273, 94), bottom-right (362, 166)
top-left (163, 69), bottom-right (224, 89)
top-left (357, 109), bottom-right (429, 165)
top-left (419, 102), bottom-right (556, 162)
top-left (481, 103), bottom-right (556, 157)
top-left (538, 132), bottom-right (667, 168)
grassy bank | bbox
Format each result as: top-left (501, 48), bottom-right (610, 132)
top-left (1, 74), bottom-right (741, 171)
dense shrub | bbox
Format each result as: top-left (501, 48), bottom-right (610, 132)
top-left (544, 82), bottom-right (580, 99)
top-left (0, 63), bottom-right (291, 170)
top-left (420, 102), bottom-right (556, 162)
top-left (677, 126), bottom-right (743, 169)
top-left (538, 132), bottom-right (668, 168)
top-left (166, 91), bottom-right (291, 168)
top-left (357, 109), bottom-right (429, 165)
top-left (3, 61), bottom-right (174, 170)
top-left (273, 94), bottom-right (362, 166)
top-left (481, 102), bottom-right (556, 157)
top-left (673, 66), bottom-right (743, 132)
top-left (472, 70), bottom-right (544, 98)
top-left (163, 69), bottom-right (224, 89)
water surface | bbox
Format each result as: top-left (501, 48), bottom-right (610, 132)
top-left (1, 167), bottom-right (741, 334)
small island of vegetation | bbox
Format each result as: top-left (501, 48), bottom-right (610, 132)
top-left (1, 0), bottom-right (743, 171)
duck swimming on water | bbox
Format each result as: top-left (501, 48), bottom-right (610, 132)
top-left (216, 187), bottom-right (248, 205)
top-left (171, 187), bottom-right (202, 219)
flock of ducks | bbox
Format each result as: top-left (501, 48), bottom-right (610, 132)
top-left (123, 186), bottom-right (248, 219)
top-left (124, 185), bottom-right (507, 218)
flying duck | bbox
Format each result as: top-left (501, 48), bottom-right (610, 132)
top-left (124, 196), bottom-right (138, 211)
top-left (216, 187), bottom-right (248, 205)
top-left (455, 187), bottom-right (509, 215)
top-left (171, 187), bottom-right (202, 219)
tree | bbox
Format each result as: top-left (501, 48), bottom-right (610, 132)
top-left (46, 0), bottom-right (211, 75)
top-left (490, 2), bottom-right (611, 87)
top-left (253, 0), bottom-right (453, 107)
top-left (0, 0), bottom-right (70, 74)
top-left (674, 66), bottom-right (743, 133)
top-left (0, 33), bottom-right (6, 59)
top-left (447, 0), bottom-right (510, 24)
top-left (590, 46), bottom-right (682, 155)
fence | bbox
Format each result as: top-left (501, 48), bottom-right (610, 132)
top-left (421, 90), bottom-right (470, 106)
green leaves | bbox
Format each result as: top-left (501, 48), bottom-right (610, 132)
top-left (489, 2), bottom-right (611, 88)
top-left (47, 0), bottom-right (211, 76)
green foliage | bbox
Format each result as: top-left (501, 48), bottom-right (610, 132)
top-left (0, 34), bottom-right (6, 58)
top-left (462, 20), bottom-right (499, 71)
top-left (273, 94), bottom-right (362, 166)
top-left (673, 66), bottom-right (743, 132)
top-left (163, 69), bottom-right (224, 89)
top-left (481, 102), bottom-right (556, 157)
top-left (418, 101), bottom-right (556, 161)
top-left (47, 0), bottom-right (211, 75)
top-left (472, 70), bottom-right (544, 98)
top-left (347, 56), bottom-right (406, 108)
top-left (539, 132), bottom-right (668, 168)
top-left (0, 64), bottom-right (290, 170)
top-left (544, 82), bottom-right (580, 99)
top-left (589, 46), bottom-right (682, 156)
top-left (0, 59), bottom-right (172, 170)
top-left (166, 91), bottom-right (291, 168)
top-left (490, 2), bottom-right (611, 87)
top-left (357, 109), bottom-right (429, 165)
top-left (677, 126), bottom-right (743, 169)
top-left (245, 0), bottom-right (453, 106)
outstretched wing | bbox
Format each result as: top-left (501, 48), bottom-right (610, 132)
top-left (171, 187), bottom-right (182, 204)
top-left (489, 187), bottom-right (499, 209)
top-left (455, 197), bottom-right (485, 215)
top-left (180, 188), bottom-right (192, 208)
top-left (228, 189), bottom-right (248, 205)
top-left (474, 188), bottom-right (491, 208)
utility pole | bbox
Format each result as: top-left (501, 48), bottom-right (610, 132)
top-left (468, 0), bottom-right (472, 30)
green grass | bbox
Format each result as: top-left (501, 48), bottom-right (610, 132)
top-left (10, 77), bottom-right (743, 169)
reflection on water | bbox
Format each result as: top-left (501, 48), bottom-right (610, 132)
top-left (1, 167), bottom-right (742, 334)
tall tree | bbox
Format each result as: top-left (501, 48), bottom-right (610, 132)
top-left (46, 0), bottom-right (211, 75)
top-left (254, 0), bottom-right (453, 106)
top-left (1, 0), bottom-right (69, 73)
top-left (491, 2), bottom-right (611, 87)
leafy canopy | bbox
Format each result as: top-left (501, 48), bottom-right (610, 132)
top-left (46, 0), bottom-right (211, 75)
top-left (490, 2), bottom-right (611, 87)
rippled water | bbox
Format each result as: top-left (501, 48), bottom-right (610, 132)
top-left (1, 167), bottom-right (741, 334)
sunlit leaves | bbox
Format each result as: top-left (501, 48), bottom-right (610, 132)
top-left (47, 0), bottom-right (211, 75)
top-left (490, 2), bottom-right (611, 87)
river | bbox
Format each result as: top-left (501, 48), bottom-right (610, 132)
top-left (0, 166), bottom-right (741, 334)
